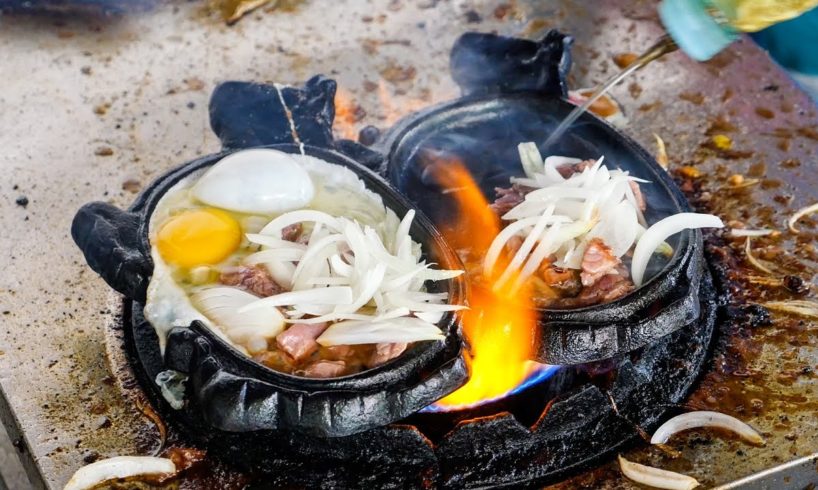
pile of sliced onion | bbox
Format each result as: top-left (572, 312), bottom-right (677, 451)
top-left (64, 456), bottom-right (177, 490)
top-left (194, 208), bottom-right (464, 347)
top-left (487, 144), bottom-right (724, 290)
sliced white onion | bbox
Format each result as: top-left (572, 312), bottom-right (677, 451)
top-left (317, 317), bottom-right (444, 346)
top-left (258, 260), bottom-right (296, 290)
top-left (306, 276), bottom-right (351, 286)
top-left (231, 209), bottom-right (465, 347)
top-left (618, 455), bottom-right (699, 490)
top-left (244, 248), bottom-right (304, 263)
top-left (654, 133), bottom-right (669, 169)
top-left (729, 228), bottom-right (774, 238)
top-left (290, 234), bottom-right (346, 289)
top-left (290, 307), bottom-right (414, 325)
top-left (587, 200), bottom-right (638, 257)
top-left (484, 216), bottom-right (562, 276)
top-left (544, 155), bottom-right (582, 168)
top-left (513, 219), bottom-right (596, 291)
top-left (336, 263), bottom-right (387, 313)
top-left (394, 209), bottom-right (415, 255)
top-left (761, 300), bottom-right (818, 319)
top-left (64, 456), bottom-right (177, 490)
top-left (246, 234), bottom-right (307, 250)
top-left (636, 224), bottom-right (673, 256)
top-left (509, 176), bottom-right (541, 188)
top-left (787, 202), bottom-right (818, 233)
top-left (495, 205), bottom-right (556, 287)
top-left (632, 213), bottom-right (724, 286)
top-left (651, 411), bottom-right (765, 446)
top-left (415, 310), bottom-right (445, 324)
top-left (239, 287), bottom-right (354, 312)
top-left (384, 291), bottom-right (466, 312)
top-left (191, 287), bottom-right (285, 338)
top-left (502, 199), bottom-right (554, 221)
top-left (525, 186), bottom-right (598, 202)
top-left (744, 237), bottom-right (777, 276)
top-left (518, 142), bottom-right (545, 178)
top-left (258, 209), bottom-right (341, 236)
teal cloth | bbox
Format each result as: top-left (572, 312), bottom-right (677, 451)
top-left (751, 8), bottom-right (818, 75)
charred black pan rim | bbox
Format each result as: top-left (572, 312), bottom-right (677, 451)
top-left (379, 90), bottom-right (702, 364)
top-left (73, 141), bottom-right (469, 436)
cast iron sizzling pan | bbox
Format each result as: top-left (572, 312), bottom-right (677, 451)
top-left (379, 31), bottom-right (707, 365)
top-left (72, 77), bottom-right (468, 438)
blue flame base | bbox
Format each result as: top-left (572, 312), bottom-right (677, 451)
top-left (420, 363), bottom-right (561, 413)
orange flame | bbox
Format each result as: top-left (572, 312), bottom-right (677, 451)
top-left (432, 158), bottom-right (540, 409)
top-left (377, 80), bottom-right (429, 126)
top-left (333, 87), bottom-right (363, 140)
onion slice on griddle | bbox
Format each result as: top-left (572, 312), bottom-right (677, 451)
top-left (651, 411), bottom-right (765, 446)
top-left (64, 456), bottom-right (177, 490)
top-left (744, 237), bottom-right (777, 276)
top-left (729, 228), bottom-right (774, 238)
top-left (631, 213), bottom-right (724, 286)
top-left (618, 455), bottom-right (699, 490)
top-left (788, 202), bottom-right (818, 233)
top-left (761, 300), bottom-right (818, 319)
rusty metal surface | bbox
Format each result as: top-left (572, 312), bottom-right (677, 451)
top-left (0, 0), bottom-right (816, 488)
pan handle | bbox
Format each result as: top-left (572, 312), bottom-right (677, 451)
top-left (450, 30), bottom-right (573, 98)
top-left (209, 76), bottom-right (337, 151)
top-left (164, 325), bottom-right (283, 432)
top-left (71, 202), bottom-right (152, 302)
top-left (209, 76), bottom-right (387, 174)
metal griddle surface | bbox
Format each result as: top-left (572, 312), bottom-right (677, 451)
top-left (1, 0), bottom-right (817, 488)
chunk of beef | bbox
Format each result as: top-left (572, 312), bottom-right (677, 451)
top-left (580, 238), bottom-right (621, 286)
top-left (323, 344), bottom-right (356, 361)
top-left (275, 322), bottom-right (328, 362)
top-left (490, 183), bottom-right (533, 216)
top-left (220, 265), bottom-right (284, 297)
top-left (301, 360), bottom-right (347, 378)
top-left (540, 265), bottom-right (582, 296)
top-left (549, 273), bottom-right (634, 308)
top-left (629, 180), bottom-right (646, 211)
top-left (584, 273), bottom-right (635, 303)
top-left (367, 342), bottom-right (408, 368)
top-left (281, 222), bottom-right (303, 242)
top-left (254, 349), bottom-right (295, 372)
top-left (557, 159), bottom-right (595, 178)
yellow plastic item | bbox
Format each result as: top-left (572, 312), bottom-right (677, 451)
top-left (713, 0), bottom-right (818, 31)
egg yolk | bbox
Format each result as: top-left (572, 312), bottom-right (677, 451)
top-left (156, 208), bottom-right (241, 268)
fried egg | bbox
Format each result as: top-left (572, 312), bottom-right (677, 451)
top-left (144, 150), bottom-right (395, 356)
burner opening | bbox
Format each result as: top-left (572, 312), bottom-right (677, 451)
top-left (404, 365), bottom-right (572, 443)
